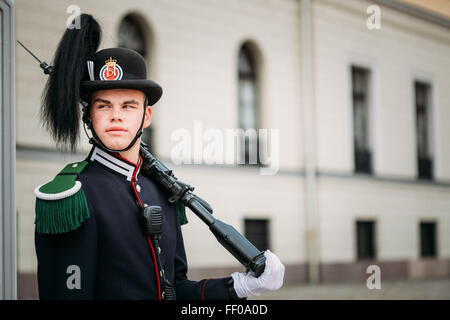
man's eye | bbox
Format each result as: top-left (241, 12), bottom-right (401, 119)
top-left (97, 105), bottom-right (109, 109)
top-left (123, 105), bottom-right (135, 109)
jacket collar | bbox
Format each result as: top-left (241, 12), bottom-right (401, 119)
top-left (88, 146), bottom-right (142, 181)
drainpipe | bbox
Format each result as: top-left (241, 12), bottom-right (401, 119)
top-left (1, 0), bottom-right (17, 299)
top-left (300, 0), bottom-right (320, 285)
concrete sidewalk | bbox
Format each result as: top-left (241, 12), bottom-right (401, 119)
top-left (250, 278), bottom-right (450, 300)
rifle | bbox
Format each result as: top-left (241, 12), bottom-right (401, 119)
top-left (139, 142), bottom-right (266, 277)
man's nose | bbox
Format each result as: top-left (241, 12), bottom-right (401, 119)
top-left (111, 106), bottom-right (123, 121)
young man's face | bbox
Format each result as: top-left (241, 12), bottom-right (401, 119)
top-left (90, 89), bottom-right (152, 151)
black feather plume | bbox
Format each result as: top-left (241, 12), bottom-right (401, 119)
top-left (41, 13), bottom-right (102, 152)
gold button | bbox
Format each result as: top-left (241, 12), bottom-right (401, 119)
top-left (136, 184), bottom-right (141, 192)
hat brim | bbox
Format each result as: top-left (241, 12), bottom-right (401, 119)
top-left (80, 79), bottom-right (163, 106)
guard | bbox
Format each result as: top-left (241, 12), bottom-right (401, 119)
top-left (34, 13), bottom-right (285, 300)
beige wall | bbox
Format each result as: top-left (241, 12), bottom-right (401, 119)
top-left (318, 175), bottom-right (450, 263)
top-left (314, 0), bottom-right (450, 181)
top-left (313, 0), bottom-right (450, 263)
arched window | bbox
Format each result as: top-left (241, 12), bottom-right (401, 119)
top-left (117, 14), bottom-right (154, 154)
top-left (118, 14), bottom-right (147, 57)
top-left (238, 42), bottom-right (260, 165)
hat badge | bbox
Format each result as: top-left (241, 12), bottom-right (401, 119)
top-left (99, 57), bottom-right (123, 81)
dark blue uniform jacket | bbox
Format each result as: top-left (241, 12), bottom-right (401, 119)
top-left (35, 146), bottom-right (232, 300)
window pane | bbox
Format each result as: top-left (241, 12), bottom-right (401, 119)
top-left (238, 79), bottom-right (258, 164)
top-left (356, 221), bottom-right (375, 260)
top-left (117, 15), bottom-right (146, 57)
top-left (238, 43), bottom-right (260, 165)
top-left (416, 83), bottom-right (429, 158)
top-left (352, 66), bottom-right (372, 173)
top-left (238, 45), bottom-right (255, 78)
top-left (415, 82), bottom-right (433, 180)
top-left (353, 99), bottom-right (368, 150)
top-left (239, 79), bottom-right (256, 130)
top-left (244, 219), bottom-right (269, 252)
top-left (420, 222), bottom-right (436, 257)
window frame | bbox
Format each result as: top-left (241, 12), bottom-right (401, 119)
top-left (237, 42), bottom-right (262, 166)
top-left (351, 65), bottom-right (373, 175)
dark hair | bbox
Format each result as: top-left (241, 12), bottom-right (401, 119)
top-left (41, 14), bottom-right (102, 152)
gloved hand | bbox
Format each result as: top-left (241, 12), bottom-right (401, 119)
top-left (231, 250), bottom-right (285, 298)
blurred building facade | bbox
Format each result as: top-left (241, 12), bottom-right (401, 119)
top-left (14, 0), bottom-right (450, 299)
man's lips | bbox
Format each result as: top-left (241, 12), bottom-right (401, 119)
top-left (106, 126), bottom-right (128, 132)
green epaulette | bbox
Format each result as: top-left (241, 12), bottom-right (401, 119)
top-left (34, 161), bottom-right (90, 234)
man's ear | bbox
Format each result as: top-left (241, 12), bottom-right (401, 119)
top-left (143, 106), bottom-right (152, 129)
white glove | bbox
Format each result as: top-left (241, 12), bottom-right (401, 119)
top-left (231, 250), bottom-right (285, 298)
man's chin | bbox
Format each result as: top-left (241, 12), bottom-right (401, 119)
top-left (101, 138), bottom-right (132, 151)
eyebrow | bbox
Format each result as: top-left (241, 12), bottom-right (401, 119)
top-left (122, 100), bottom-right (140, 105)
top-left (92, 98), bottom-right (111, 105)
top-left (92, 98), bottom-right (141, 105)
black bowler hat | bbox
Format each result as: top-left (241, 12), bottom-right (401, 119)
top-left (80, 47), bottom-right (162, 106)
top-left (42, 13), bottom-right (165, 151)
